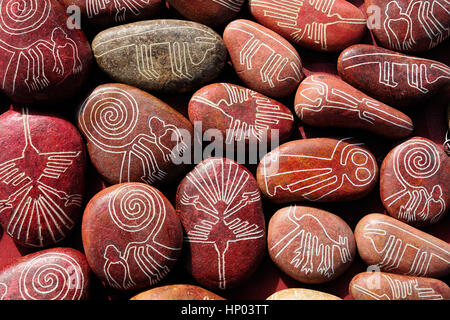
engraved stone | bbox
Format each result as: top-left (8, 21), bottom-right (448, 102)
top-left (0, 108), bottom-right (86, 248)
top-left (92, 19), bottom-right (227, 93)
top-left (130, 284), bottom-right (226, 300)
top-left (267, 288), bottom-right (342, 300)
top-left (82, 182), bottom-right (183, 291)
top-left (256, 137), bottom-right (379, 203)
top-left (176, 157), bottom-right (266, 290)
top-left (380, 137), bottom-right (449, 226)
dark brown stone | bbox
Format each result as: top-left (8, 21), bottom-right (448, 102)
top-left (130, 284), bottom-right (226, 300)
top-left (350, 271), bottom-right (450, 300)
top-left (249, 0), bottom-right (367, 52)
top-left (77, 83), bottom-right (193, 186)
top-left (0, 0), bottom-right (92, 104)
top-left (167, 0), bottom-right (244, 26)
top-left (92, 19), bottom-right (227, 93)
top-left (338, 44), bottom-right (450, 107)
top-left (189, 83), bottom-right (294, 145)
top-left (365, 0), bottom-right (450, 53)
top-left (380, 137), bottom-right (449, 226)
top-left (223, 19), bottom-right (304, 97)
top-left (355, 213), bottom-right (450, 278)
top-left (295, 73), bottom-right (414, 139)
top-left (0, 247), bottom-right (90, 300)
top-left (268, 205), bottom-right (355, 284)
top-left (256, 137), bottom-right (379, 203)
top-left (176, 157), bottom-right (266, 290)
top-left (0, 108), bottom-right (86, 248)
top-left (82, 182), bottom-right (183, 291)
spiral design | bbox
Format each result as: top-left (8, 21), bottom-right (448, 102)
top-left (78, 87), bottom-right (139, 149)
top-left (108, 184), bottom-right (165, 233)
top-left (0, 0), bottom-right (51, 35)
top-left (398, 139), bottom-right (440, 182)
top-left (19, 253), bottom-right (84, 300)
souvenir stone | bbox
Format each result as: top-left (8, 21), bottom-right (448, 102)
top-left (0, 248), bottom-right (90, 300)
top-left (248, 0), bottom-right (367, 52)
top-left (176, 157), bottom-right (266, 290)
top-left (294, 74), bottom-right (414, 139)
top-left (380, 137), bottom-right (449, 226)
top-left (167, 0), bottom-right (245, 26)
top-left (0, 108), bottom-right (86, 248)
top-left (92, 19), bottom-right (227, 93)
top-left (60, 0), bottom-right (163, 27)
top-left (130, 284), bottom-right (226, 300)
top-left (223, 19), bottom-right (304, 98)
top-left (189, 83), bottom-right (294, 145)
top-left (349, 271), bottom-right (450, 300)
top-left (77, 83), bottom-right (193, 186)
top-left (256, 137), bottom-right (379, 203)
top-left (82, 183), bottom-right (183, 291)
top-left (365, 0), bottom-right (450, 53)
top-left (338, 44), bottom-right (450, 107)
top-left (0, 0), bottom-right (92, 104)
top-left (267, 288), bottom-right (341, 300)
top-left (268, 205), bottom-right (355, 284)
top-left (355, 213), bottom-right (450, 278)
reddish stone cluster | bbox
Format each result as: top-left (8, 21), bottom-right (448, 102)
top-left (0, 0), bottom-right (448, 302)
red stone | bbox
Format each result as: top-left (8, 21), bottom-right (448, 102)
top-left (176, 157), bottom-right (266, 290)
top-left (248, 0), bottom-right (367, 52)
top-left (268, 205), bottom-right (355, 284)
top-left (365, 0), bottom-right (450, 53)
top-left (167, 0), bottom-right (244, 26)
top-left (338, 44), bottom-right (450, 107)
top-left (355, 213), bottom-right (450, 278)
top-left (60, 0), bottom-right (163, 27)
top-left (130, 284), bottom-right (226, 300)
top-left (380, 137), bottom-right (449, 226)
top-left (77, 83), bottom-right (193, 186)
top-left (349, 271), bottom-right (450, 300)
top-left (0, 247), bottom-right (90, 300)
top-left (256, 137), bottom-right (379, 203)
top-left (0, 108), bottom-right (86, 248)
top-left (189, 83), bottom-right (294, 145)
top-left (294, 73), bottom-right (414, 139)
top-left (82, 182), bottom-right (183, 291)
top-left (223, 19), bottom-right (304, 98)
top-left (0, 0), bottom-right (92, 104)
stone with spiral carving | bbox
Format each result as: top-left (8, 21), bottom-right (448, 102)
top-left (77, 83), bottom-right (193, 186)
top-left (82, 182), bottom-right (183, 291)
top-left (268, 205), bottom-right (356, 284)
top-left (256, 137), bottom-right (379, 203)
top-left (176, 157), bottom-right (266, 290)
top-left (0, 0), bottom-right (92, 104)
top-left (0, 248), bottom-right (90, 300)
top-left (380, 137), bottom-right (449, 226)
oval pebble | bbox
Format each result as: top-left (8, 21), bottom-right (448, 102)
top-left (268, 205), bottom-right (356, 284)
top-left (0, 248), bottom-right (90, 300)
top-left (256, 137), bottom-right (379, 203)
top-left (77, 83), bottom-right (193, 186)
top-left (349, 271), bottom-right (450, 300)
top-left (130, 284), bottom-right (225, 300)
top-left (0, 108), bottom-right (86, 248)
top-left (380, 137), bottom-right (449, 226)
top-left (267, 288), bottom-right (342, 300)
top-left (294, 73), bottom-right (414, 139)
top-left (82, 182), bottom-right (183, 291)
top-left (92, 19), bottom-right (227, 93)
top-left (223, 19), bottom-right (304, 98)
top-left (355, 213), bottom-right (450, 278)
top-left (176, 157), bottom-right (266, 290)
top-left (189, 83), bottom-right (294, 145)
